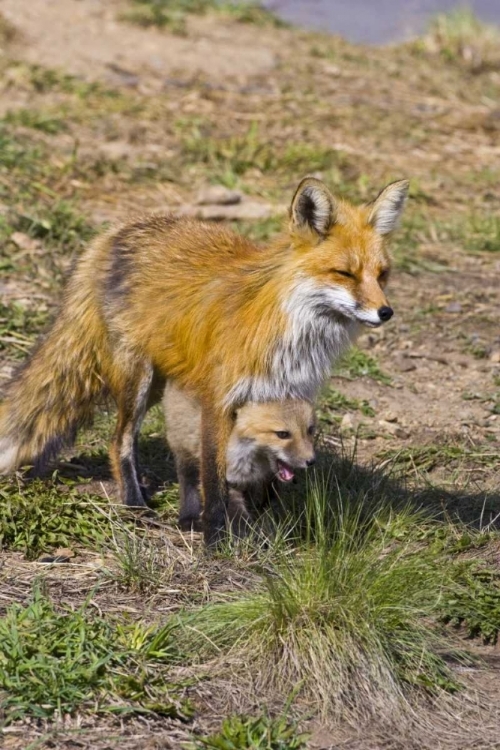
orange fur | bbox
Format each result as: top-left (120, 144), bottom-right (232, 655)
top-left (0, 177), bottom-right (408, 544)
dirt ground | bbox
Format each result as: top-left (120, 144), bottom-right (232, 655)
top-left (0, 0), bottom-right (500, 748)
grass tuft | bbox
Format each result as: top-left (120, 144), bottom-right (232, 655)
top-left (121, 0), bottom-right (283, 34)
top-left (420, 8), bottom-right (500, 72)
top-left (177, 475), bottom-right (460, 721)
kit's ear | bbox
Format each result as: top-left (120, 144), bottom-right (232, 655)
top-left (290, 177), bottom-right (336, 237)
top-left (368, 180), bottom-right (409, 235)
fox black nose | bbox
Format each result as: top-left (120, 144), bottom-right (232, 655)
top-left (378, 306), bottom-right (394, 322)
top-left (306, 457), bottom-right (316, 467)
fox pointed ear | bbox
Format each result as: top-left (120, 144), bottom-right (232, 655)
top-left (368, 180), bottom-right (409, 236)
top-left (290, 177), bottom-right (336, 237)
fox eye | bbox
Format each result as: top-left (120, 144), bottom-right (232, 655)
top-left (332, 269), bottom-right (354, 279)
top-left (308, 425), bottom-right (315, 435)
top-left (378, 269), bottom-right (389, 283)
top-left (275, 430), bottom-right (291, 439)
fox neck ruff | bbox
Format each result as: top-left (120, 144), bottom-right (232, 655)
top-left (224, 277), bottom-right (359, 407)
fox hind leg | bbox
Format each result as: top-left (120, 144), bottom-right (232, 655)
top-left (176, 453), bottom-right (203, 532)
top-left (109, 361), bottom-right (154, 508)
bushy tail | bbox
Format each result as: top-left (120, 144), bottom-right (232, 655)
top-left (0, 277), bottom-right (107, 474)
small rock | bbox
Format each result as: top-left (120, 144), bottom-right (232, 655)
top-left (340, 413), bottom-right (356, 433)
top-left (10, 231), bottom-right (41, 253)
top-left (444, 301), bottom-right (462, 313)
top-left (394, 354), bottom-right (417, 372)
top-left (322, 63), bottom-right (341, 77)
top-left (106, 63), bottom-right (139, 88)
top-left (178, 202), bottom-right (278, 221)
top-left (490, 351), bottom-right (500, 364)
top-left (195, 186), bottom-right (242, 206)
top-left (38, 554), bottom-right (70, 564)
top-left (378, 420), bottom-right (408, 439)
top-left (54, 547), bottom-right (75, 559)
top-left (381, 410), bottom-right (398, 423)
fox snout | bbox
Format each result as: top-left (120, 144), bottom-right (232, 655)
top-left (291, 448), bottom-right (316, 469)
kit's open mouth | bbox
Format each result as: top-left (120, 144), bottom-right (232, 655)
top-left (276, 460), bottom-right (295, 482)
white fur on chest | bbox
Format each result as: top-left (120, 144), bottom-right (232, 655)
top-left (225, 278), bottom-right (359, 406)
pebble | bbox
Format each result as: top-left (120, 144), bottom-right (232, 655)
top-left (10, 231), bottom-right (41, 253)
top-left (340, 413), bottom-right (357, 433)
top-left (378, 420), bottom-right (409, 439)
top-left (195, 185), bottom-right (242, 206)
top-left (394, 354), bottom-right (417, 372)
top-left (178, 202), bottom-right (277, 221)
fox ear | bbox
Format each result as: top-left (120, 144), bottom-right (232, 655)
top-left (290, 177), bottom-right (336, 237)
top-left (368, 180), bottom-right (409, 236)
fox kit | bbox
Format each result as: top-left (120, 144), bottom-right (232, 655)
top-left (0, 177), bottom-right (408, 546)
top-left (163, 382), bottom-right (316, 531)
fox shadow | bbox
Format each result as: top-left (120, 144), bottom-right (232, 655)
top-left (260, 446), bottom-right (500, 533)
top-left (54, 434), bottom-right (179, 497)
top-left (53, 434), bottom-right (500, 532)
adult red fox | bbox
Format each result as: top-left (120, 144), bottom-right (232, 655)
top-left (0, 177), bottom-right (408, 545)
top-left (163, 382), bottom-right (316, 531)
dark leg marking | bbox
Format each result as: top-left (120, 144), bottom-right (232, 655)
top-left (176, 454), bottom-right (203, 532)
top-left (200, 401), bottom-right (231, 548)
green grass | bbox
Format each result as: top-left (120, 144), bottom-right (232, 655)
top-left (0, 125), bottom-right (96, 270)
top-left (441, 565), bottom-right (500, 644)
top-left (106, 528), bottom-right (177, 592)
top-left (391, 212), bottom-right (449, 274)
top-left (334, 347), bottom-right (391, 385)
top-left (14, 62), bottom-right (109, 98)
top-left (0, 586), bottom-right (192, 724)
top-left (188, 713), bottom-right (308, 749)
top-left (0, 301), bottom-right (50, 358)
top-left (179, 121), bottom-right (341, 182)
top-left (421, 7), bottom-right (500, 71)
top-left (237, 216), bottom-right (284, 243)
top-left (121, 0), bottom-right (284, 34)
top-left (3, 108), bottom-right (67, 134)
top-left (177, 476), bottom-right (461, 720)
top-left (319, 385), bottom-right (375, 421)
top-left (452, 214), bottom-right (500, 253)
top-left (0, 478), bottom-right (112, 560)
top-left (377, 443), bottom-right (498, 474)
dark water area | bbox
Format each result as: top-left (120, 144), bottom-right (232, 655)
top-left (264, 0), bottom-right (500, 44)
